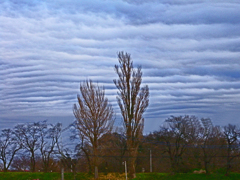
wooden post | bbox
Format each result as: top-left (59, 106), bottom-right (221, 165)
top-left (125, 161), bottom-right (128, 180)
top-left (95, 166), bottom-right (98, 179)
top-left (150, 149), bottom-right (152, 173)
top-left (61, 167), bottom-right (64, 180)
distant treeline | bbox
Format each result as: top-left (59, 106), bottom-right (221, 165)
top-left (0, 115), bottom-right (239, 176)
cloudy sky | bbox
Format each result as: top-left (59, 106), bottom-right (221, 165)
top-left (1, 0), bottom-right (240, 133)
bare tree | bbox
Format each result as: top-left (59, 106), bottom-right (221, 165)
top-left (159, 116), bottom-right (192, 173)
top-left (14, 121), bottom-right (43, 172)
top-left (199, 119), bottom-right (224, 174)
top-left (11, 154), bottom-right (30, 171)
top-left (73, 80), bottom-right (114, 179)
top-left (223, 124), bottom-right (240, 176)
top-left (71, 126), bottom-right (92, 173)
top-left (114, 51), bottom-right (149, 179)
top-left (98, 129), bottom-right (127, 173)
top-left (0, 128), bottom-right (22, 172)
top-left (39, 122), bottom-right (62, 172)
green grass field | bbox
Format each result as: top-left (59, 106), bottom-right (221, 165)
top-left (135, 173), bottom-right (240, 180)
top-left (0, 172), bottom-right (91, 180)
top-left (1, 172), bottom-right (240, 180)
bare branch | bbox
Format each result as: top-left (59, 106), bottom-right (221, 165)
top-left (113, 51), bottom-right (149, 178)
top-left (73, 79), bottom-right (114, 178)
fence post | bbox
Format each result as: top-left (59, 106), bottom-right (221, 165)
top-left (150, 149), bottom-right (152, 173)
top-left (61, 167), bottom-right (64, 180)
top-left (125, 161), bottom-right (128, 180)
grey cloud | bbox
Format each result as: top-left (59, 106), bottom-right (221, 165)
top-left (3, 0), bottom-right (240, 26)
top-left (45, 0), bottom-right (240, 25)
top-left (1, 0), bottom-right (240, 131)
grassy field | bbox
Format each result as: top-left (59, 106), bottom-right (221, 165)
top-left (135, 173), bottom-right (240, 180)
top-left (1, 172), bottom-right (240, 180)
top-left (0, 172), bottom-right (91, 180)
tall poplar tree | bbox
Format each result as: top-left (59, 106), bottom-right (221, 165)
top-left (114, 52), bottom-right (149, 178)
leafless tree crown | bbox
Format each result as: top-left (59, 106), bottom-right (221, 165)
top-left (73, 80), bottom-right (114, 178)
top-left (73, 80), bottom-right (114, 146)
top-left (114, 51), bottom-right (149, 144)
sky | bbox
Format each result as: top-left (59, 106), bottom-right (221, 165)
top-left (1, 0), bottom-right (240, 134)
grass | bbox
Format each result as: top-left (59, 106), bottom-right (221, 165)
top-left (0, 172), bottom-right (59, 180)
top-left (0, 172), bottom-right (92, 180)
top-left (135, 173), bottom-right (240, 180)
top-left (1, 172), bottom-right (240, 180)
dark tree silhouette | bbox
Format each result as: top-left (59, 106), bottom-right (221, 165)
top-left (160, 116), bottom-right (192, 173)
top-left (0, 128), bottom-right (22, 172)
top-left (39, 122), bottom-right (62, 172)
top-left (223, 124), bottom-right (240, 175)
top-left (114, 51), bottom-right (149, 179)
top-left (14, 122), bottom-right (44, 172)
top-left (11, 154), bottom-right (30, 171)
top-left (199, 119), bottom-right (223, 174)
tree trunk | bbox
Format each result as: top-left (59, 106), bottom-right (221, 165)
top-left (128, 148), bottom-right (137, 179)
top-left (31, 153), bottom-right (36, 172)
top-left (43, 160), bottom-right (49, 173)
top-left (3, 161), bottom-right (8, 172)
top-left (204, 161), bottom-right (209, 174)
top-left (225, 149), bottom-right (231, 176)
top-left (93, 144), bottom-right (98, 179)
top-left (225, 156), bottom-right (231, 176)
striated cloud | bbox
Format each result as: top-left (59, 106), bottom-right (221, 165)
top-left (0, 0), bottom-right (240, 133)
